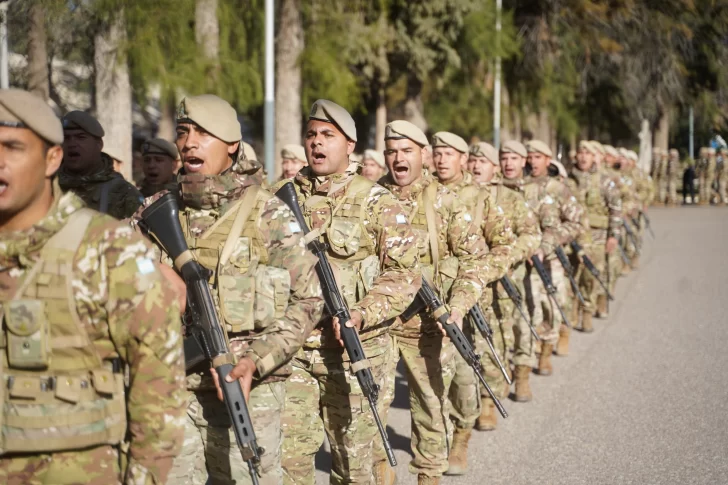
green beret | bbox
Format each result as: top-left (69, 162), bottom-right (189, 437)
top-left (63, 110), bottom-right (105, 138)
top-left (142, 138), bottom-right (179, 159)
top-left (177, 94), bottom-right (241, 143)
top-left (309, 99), bottom-right (357, 141)
top-left (0, 89), bottom-right (63, 144)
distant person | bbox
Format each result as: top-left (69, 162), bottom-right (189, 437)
top-left (139, 138), bottom-right (180, 197)
top-left (361, 148), bottom-right (386, 181)
top-left (103, 143), bottom-right (128, 174)
top-left (60, 111), bottom-right (143, 218)
top-left (280, 143), bottom-right (307, 180)
top-left (683, 159), bottom-right (696, 205)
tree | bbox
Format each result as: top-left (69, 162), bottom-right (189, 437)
top-left (27, 1), bottom-right (49, 99)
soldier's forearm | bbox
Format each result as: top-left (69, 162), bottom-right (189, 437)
top-left (353, 269), bottom-right (421, 329)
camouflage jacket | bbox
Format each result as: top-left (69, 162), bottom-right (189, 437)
top-left (503, 175), bottom-right (583, 256)
top-left (667, 154), bottom-right (681, 177)
top-left (651, 156), bottom-right (667, 179)
top-left (135, 165), bottom-right (323, 384)
top-left (273, 164), bottom-right (421, 347)
top-left (0, 187), bottom-right (186, 484)
top-left (139, 178), bottom-right (179, 198)
top-left (441, 171), bottom-right (515, 286)
top-left (566, 167), bottom-right (622, 240)
top-left (380, 173), bottom-right (487, 337)
top-left (59, 153), bottom-right (145, 220)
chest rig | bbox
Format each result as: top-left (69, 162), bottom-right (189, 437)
top-left (179, 185), bottom-right (290, 334)
top-left (1, 209), bottom-right (126, 454)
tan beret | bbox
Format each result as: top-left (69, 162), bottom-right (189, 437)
top-left (669, 148), bottom-right (679, 157)
top-left (63, 110), bottom-right (104, 138)
top-left (385, 120), bottom-right (428, 147)
top-left (627, 150), bottom-right (639, 161)
top-left (309, 99), bottom-right (357, 141)
top-left (578, 140), bottom-right (596, 155)
top-left (281, 143), bottom-right (306, 162)
top-left (469, 142), bottom-right (498, 165)
top-left (102, 145), bottom-right (129, 165)
top-left (551, 160), bottom-right (568, 178)
top-left (500, 140), bottom-right (527, 157)
top-left (363, 149), bottom-right (385, 169)
top-left (604, 145), bottom-right (619, 157)
top-left (142, 138), bottom-right (179, 159)
top-left (590, 140), bottom-right (606, 154)
top-left (618, 147), bottom-right (630, 158)
top-left (707, 147), bottom-right (717, 155)
top-left (242, 142), bottom-right (257, 162)
top-left (432, 131), bottom-right (468, 153)
top-left (177, 94), bottom-right (241, 143)
top-left (527, 139), bottom-right (553, 158)
top-left (0, 89), bottom-right (63, 144)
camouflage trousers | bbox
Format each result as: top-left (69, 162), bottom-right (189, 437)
top-left (526, 259), bottom-right (565, 345)
top-left (166, 383), bottom-right (285, 485)
top-left (580, 230), bottom-right (607, 314)
top-left (374, 333), bottom-right (455, 478)
top-left (656, 177), bottom-right (667, 204)
top-left (1, 445), bottom-right (123, 485)
top-left (719, 171), bottom-right (728, 203)
top-left (667, 174), bottom-right (679, 205)
top-left (281, 335), bottom-right (391, 485)
top-left (449, 305), bottom-right (510, 431)
top-left (503, 265), bottom-right (536, 368)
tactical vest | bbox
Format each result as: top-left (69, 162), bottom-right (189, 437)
top-left (180, 185), bottom-right (290, 334)
top-left (1, 209), bottom-right (127, 454)
top-left (581, 173), bottom-right (609, 229)
top-left (303, 176), bottom-right (380, 310)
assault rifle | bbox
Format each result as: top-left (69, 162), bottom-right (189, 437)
top-left (623, 219), bottom-right (641, 255)
top-left (407, 278), bottom-right (508, 418)
top-left (570, 241), bottom-right (614, 301)
top-left (530, 255), bottom-right (571, 328)
top-left (500, 275), bottom-right (540, 341)
top-left (275, 182), bottom-right (396, 467)
top-left (140, 193), bottom-right (262, 484)
top-left (468, 305), bottom-right (511, 385)
top-left (617, 237), bottom-right (632, 267)
top-left (640, 210), bottom-right (655, 239)
top-left (554, 246), bottom-right (586, 306)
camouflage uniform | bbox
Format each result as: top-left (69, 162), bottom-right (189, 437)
top-left (59, 153), bottom-right (144, 220)
top-left (276, 164), bottom-right (421, 485)
top-left (502, 175), bottom-right (583, 345)
top-left (139, 179), bottom-right (179, 198)
top-left (0, 186), bottom-right (186, 485)
top-left (369, 173), bottom-right (487, 478)
top-left (439, 172), bottom-right (515, 430)
top-left (717, 150), bottom-right (727, 204)
top-left (566, 167), bottom-right (622, 317)
top-left (666, 151), bottom-right (680, 206)
top-left (140, 160), bottom-right (324, 485)
top-left (702, 151), bottom-right (717, 204)
top-left (651, 150), bottom-right (667, 205)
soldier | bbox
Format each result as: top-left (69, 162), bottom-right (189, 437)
top-left (651, 148), bottom-right (666, 205)
top-left (717, 147), bottom-right (727, 204)
top-left (280, 144), bottom-right (308, 180)
top-left (137, 94), bottom-right (324, 485)
top-left (103, 144), bottom-right (128, 174)
top-left (667, 149), bottom-right (680, 206)
top-left (362, 148), bottom-right (387, 182)
top-left (376, 121), bottom-right (488, 484)
top-left (0, 89), bottom-right (187, 485)
top-left (58, 111), bottom-right (144, 219)
top-left (275, 100), bottom-right (420, 485)
top-left (423, 144), bottom-right (434, 173)
top-left (429, 133), bottom-right (514, 475)
top-left (464, 141), bottom-right (541, 426)
top-left (565, 141), bottom-right (622, 332)
top-left (139, 138), bottom-right (180, 197)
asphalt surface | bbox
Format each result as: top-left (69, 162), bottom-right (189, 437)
top-left (316, 206), bottom-right (728, 485)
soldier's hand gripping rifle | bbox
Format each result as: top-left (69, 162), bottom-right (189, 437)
top-left (467, 305), bottom-right (511, 385)
top-left (555, 246), bottom-right (586, 306)
top-left (530, 255), bottom-right (571, 328)
top-left (274, 182), bottom-right (397, 467)
top-left (569, 241), bottom-right (614, 300)
top-left (409, 278), bottom-right (508, 418)
top-left (617, 237), bottom-right (632, 267)
top-left (623, 219), bottom-right (641, 255)
top-left (140, 193), bottom-right (262, 485)
top-left (500, 275), bottom-right (540, 341)
top-left (640, 210), bottom-right (655, 239)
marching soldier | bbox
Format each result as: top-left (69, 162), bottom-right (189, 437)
top-left (0, 89), bottom-right (187, 484)
top-left (362, 149), bottom-right (387, 182)
top-left (280, 144), bottom-right (308, 180)
top-left (59, 111), bottom-right (144, 219)
top-left (136, 94), bottom-right (324, 485)
top-left (139, 138), bottom-right (180, 197)
top-left (667, 149), bottom-right (680, 206)
top-left (275, 100), bottom-right (421, 485)
top-left (700, 148), bottom-right (716, 205)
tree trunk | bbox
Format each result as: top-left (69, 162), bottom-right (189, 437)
top-left (156, 97), bottom-right (177, 142)
top-left (654, 108), bottom-right (670, 155)
top-left (375, 87), bottom-right (386, 151)
top-left (404, 76), bottom-right (427, 133)
top-left (274, 0), bottom-right (303, 179)
top-left (95, 11), bottom-right (132, 181)
top-left (27, 3), bottom-right (49, 100)
top-left (195, 0), bottom-right (220, 84)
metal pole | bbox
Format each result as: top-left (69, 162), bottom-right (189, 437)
top-left (264, 0), bottom-right (275, 182)
top-left (493, 0), bottom-right (502, 149)
top-left (0, 1), bottom-right (9, 89)
top-left (689, 105), bottom-right (694, 160)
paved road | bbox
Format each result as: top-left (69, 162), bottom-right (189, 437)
top-left (316, 206), bottom-right (728, 485)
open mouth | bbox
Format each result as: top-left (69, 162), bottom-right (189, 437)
top-left (0, 178), bottom-right (8, 195)
top-left (311, 152), bottom-right (326, 164)
top-left (393, 164), bottom-right (409, 176)
top-left (184, 157), bottom-right (204, 172)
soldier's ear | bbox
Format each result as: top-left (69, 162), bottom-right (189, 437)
top-left (45, 145), bottom-right (63, 178)
top-left (346, 140), bottom-right (356, 156)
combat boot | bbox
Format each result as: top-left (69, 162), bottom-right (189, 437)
top-left (538, 343), bottom-right (554, 376)
top-left (418, 474), bottom-right (441, 485)
top-left (631, 255), bottom-right (640, 270)
top-left (581, 311), bottom-right (594, 333)
top-left (374, 460), bottom-right (397, 485)
top-left (596, 295), bottom-right (608, 319)
top-left (475, 397), bottom-right (497, 431)
top-left (557, 325), bottom-right (570, 355)
top-left (513, 365), bottom-right (532, 402)
top-left (445, 428), bottom-right (471, 475)
top-left (570, 299), bottom-right (580, 328)
top-left (621, 264), bottom-right (631, 276)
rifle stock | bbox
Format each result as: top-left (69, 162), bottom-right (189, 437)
top-left (468, 305), bottom-right (511, 385)
top-left (555, 246), bottom-right (586, 305)
top-left (570, 241), bottom-right (614, 300)
top-left (531, 255), bottom-right (571, 329)
top-left (500, 275), bottom-right (540, 341)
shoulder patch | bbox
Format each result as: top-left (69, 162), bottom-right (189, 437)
top-left (396, 214), bottom-right (407, 224)
top-left (136, 257), bottom-right (155, 275)
top-left (543, 195), bottom-right (554, 204)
